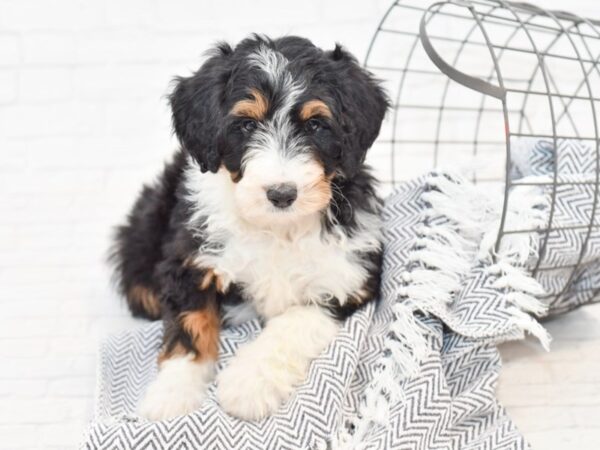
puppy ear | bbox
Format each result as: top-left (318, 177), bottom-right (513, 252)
top-left (170, 43), bottom-right (233, 173)
top-left (328, 44), bottom-right (389, 177)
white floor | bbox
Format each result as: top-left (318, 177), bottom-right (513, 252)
top-left (498, 304), bottom-right (600, 450)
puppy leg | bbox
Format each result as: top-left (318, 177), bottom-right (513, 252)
top-left (138, 303), bottom-right (220, 421)
top-left (216, 305), bottom-right (339, 421)
top-left (138, 256), bottom-right (222, 421)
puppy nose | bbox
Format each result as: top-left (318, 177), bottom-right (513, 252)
top-left (266, 183), bottom-right (298, 208)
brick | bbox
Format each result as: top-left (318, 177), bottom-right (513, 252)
top-left (0, 379), bottom-right (48, 398)
top-left (48, 337), bottom-right (95, 356)
top-left (67, 355), bottom-right (97, 377)
top-left (0, 338), bottom-right (49, 358)
top-left (89, 316), bottom-right (140, 337)
top-left (39, 422), bottom-right (89, 447)
top-left (0, 317), bottom-right (89, 339)
top-left (48, 376), bottom-right (93, 396)
top-left (0, 102), bottom-right (106, 138)
top-left (0, 34), bottom-right (20, 66)
top-left (0, 398), bottom-right (70, 424)
top-left (58, 297), bottom-right (129, 317)
top-left (0, 241), bottom-right (98, 268)
top-left (19, 68), bottom-right (73, 102)
top-left (19, 135), bottom-right (167, 171)
top-left (4, 356), bottom-right (79, 379)
top-left (76, 30), bottom-right (158, 64)
top-left (106, 0), bottom-right (156, 27)
top-left (0, 137), bottom-right (28, 170)
top-left (105, 99), bottom-right (167, 136)
top-left (1, 276), bottom-right (103, 302)
top-left (73, 64), bottom-right (170, 101)
top-left (0, 0), bottom-right (105, 32)
top-left (0, 425), bottom-right (40, 448)
top-left (153, 33), bottom-right (213, 63)
top-left (0, 69), bottom-right (18, 104)
top-left (154, 0), bottom-right (224, 32)
top-left (22, 33), bottom-right (76, 65)
top-left (1, 299), bottom-right (63, 318)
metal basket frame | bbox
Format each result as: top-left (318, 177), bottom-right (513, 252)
top-left (365, 0), bottom-right (600, 306)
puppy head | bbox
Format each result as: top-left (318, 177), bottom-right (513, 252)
top-left (171, 35), bottom-right (388, 228)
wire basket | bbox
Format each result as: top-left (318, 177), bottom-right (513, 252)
top-left (365, 0), bottom-right (600, 312)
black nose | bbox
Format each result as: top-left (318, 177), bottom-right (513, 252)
top-left (266, 183), bottom-right (298, 209)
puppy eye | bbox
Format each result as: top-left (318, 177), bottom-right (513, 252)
top-left (241, 119), bottom-right (257, 133)
top-left (304, 118), bottom-right (322, 133)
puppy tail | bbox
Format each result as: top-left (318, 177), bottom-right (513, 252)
top-left (109, 151), bottom-right (187, 320)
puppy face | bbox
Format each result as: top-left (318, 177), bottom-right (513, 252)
top-left (171, 36), bottom-right (388, 227)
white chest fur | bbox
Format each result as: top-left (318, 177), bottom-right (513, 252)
top-left (204, 224), bottom-right (370, 318)
top-left (185, 163), bottom-right (381, 319)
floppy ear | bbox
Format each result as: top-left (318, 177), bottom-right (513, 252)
top-left (169, 43), bottom-right (233, 173)
top-left (327, 44), bottom-right (389, 177)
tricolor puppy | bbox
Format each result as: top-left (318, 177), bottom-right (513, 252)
top-left (111, 35), bottom-right (388, 421)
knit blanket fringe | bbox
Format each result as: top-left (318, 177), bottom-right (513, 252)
top-left (332, 173), bottom-right (550, 449)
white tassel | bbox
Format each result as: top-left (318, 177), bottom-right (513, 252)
top-left (505, 291), bottom-right (548, 317)
top-left (493, 273), bottom-right (546, 296)
top-left (399, 283), bottom-right (454, 306)
top-left (403, 269), bottom-right (460, 292)
top-left (509, 308), bottom-right (552, 351)
top-left (487, 262), bottom-right (546, 295)
top-left (409, 249), bottom-right (471, 273)
top-left (414, 238), bottom-right (471, 261)
top-left (418, 224), bottom-right (476, 251)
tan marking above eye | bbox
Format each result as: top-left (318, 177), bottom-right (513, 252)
top-left (230, 88), bottom-right (269, 120)
top-left (299, 100), bottom-right (332, 121)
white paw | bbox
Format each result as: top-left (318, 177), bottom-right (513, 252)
top-left (216, 345), bottom-right (307, 421)
top-left (138, 354), bottom-right (214, 421)
top-left (216, 306), bottom-right (339, 421)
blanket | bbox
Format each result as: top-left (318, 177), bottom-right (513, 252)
top-left (82, 139), bottom-right (600, 449)
top-left (511, 137), bottom-right (600, 315)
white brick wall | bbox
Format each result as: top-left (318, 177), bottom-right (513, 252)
top-left (0, 1), bottom-right (599, 449)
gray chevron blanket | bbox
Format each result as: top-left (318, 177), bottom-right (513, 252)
top-left (83, 139), bottom-right (599, 450)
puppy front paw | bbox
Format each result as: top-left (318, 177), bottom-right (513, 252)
top-left (138, 355), bottom-right (214, 421)
top-left (216, 346), bottom-right (306, 421)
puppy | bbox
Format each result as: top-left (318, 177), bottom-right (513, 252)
top-left (111, 35), bottom-right (388, 421)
